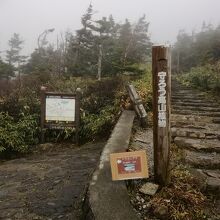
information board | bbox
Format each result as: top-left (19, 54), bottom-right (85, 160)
top-left (110, 150), bottom-right (149, 181)
top-left (40, 88), bottom-right (81, 144)
top-left (46, 95), bottom-right (75, 122)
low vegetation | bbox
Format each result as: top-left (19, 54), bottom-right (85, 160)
top-left (129, 144), bottom-right (213, 220)
top-left (0, 65), bottom-right (153, 157)
top-left (176, 61), bottom-right (220, 95)
top-left (150, 165), bottom-right (207, 220)
top-left (0, 112), bottom-right (38, 156)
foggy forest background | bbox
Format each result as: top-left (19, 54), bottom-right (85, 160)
top-left (0, 3), bottom-right (220, 154)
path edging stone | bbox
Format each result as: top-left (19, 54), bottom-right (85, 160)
top-left (84, 110), bottom-right (139, 220)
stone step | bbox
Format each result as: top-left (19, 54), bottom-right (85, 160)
top-left (206, 175), bottom-right (220, 198)
top-left (213, 118), bottom-right (220, 124)
top-left (171, 101), bottom-right (219, 108)
top-left (172, 98), bottom-right (213, 103)
top-left (171, 123), bottom-right (220, 135)
top-left (171, 114), bottom-right (213, 123)
top-left (172, 105), bottom-right (220, 112)
top-left (171, 127), bottom-right (220, 140)
top-left (171, 115), bottom-right (220, 131)
top-left (171, 85), bottom-right (193, 89)
top-left (174, 137), bottom-right (220, 153)
top-left (190, 169), bottom-right (220, 198)
top-left (171, 114), bottom-right (220, 128)
top-left (172, 95), bottom-right (206, 100)
top-left (172, 94), bottom-right (199, 98)
top-left (172, 109), bottom-right (220, 117)
top-left (172, 98), bottom-right (212, 103)
top-left (172, 90), bottom-right (204, 94)
top-left (171, 121), bottom-right (205, 129)
top-left (171, 123), bottom-right (206, 129)
top-left (183, 150), bottom-right (220, 169)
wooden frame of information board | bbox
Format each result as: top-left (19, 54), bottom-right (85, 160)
top-left (40, 87), bottom-right (81, 144)
top-left (110, 150), bottom-right (149, 181)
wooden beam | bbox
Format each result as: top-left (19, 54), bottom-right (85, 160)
top-left (126, 84), bottom-right (147, 127)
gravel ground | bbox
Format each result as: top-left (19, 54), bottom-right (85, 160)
top-left (0, 142), bottom-right (104, 220)
top-left (128, 126), bottom-right (159, 220)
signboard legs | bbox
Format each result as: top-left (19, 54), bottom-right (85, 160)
top-left (152, 45), bottom-right (171, 186)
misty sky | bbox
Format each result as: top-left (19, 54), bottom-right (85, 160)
top-left (1, 0), bottom-right (220, 57)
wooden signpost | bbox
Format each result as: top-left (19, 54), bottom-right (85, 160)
top-left (110, 151), bottom-right (149, 181)
top-left (152, 45), bottom-right (171, 185)
top-left (40, 87), bottom-right (81, 144)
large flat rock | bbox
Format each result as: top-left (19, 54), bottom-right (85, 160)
top-left (190, 169), bottom-right (220, 198)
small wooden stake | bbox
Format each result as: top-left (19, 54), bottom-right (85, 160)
top-left (152, 45), bottom-right (171, 186)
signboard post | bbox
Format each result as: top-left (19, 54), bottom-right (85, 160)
top-left (152, 45), bottom-right (171, 186)
top-left (110, 151), bottom-right (149, 181)
top-left (40, 86), bottom-right (47, 143)
top-left (40, 87), bottom-right (81, 144)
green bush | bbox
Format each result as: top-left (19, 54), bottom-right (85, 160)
top-left (0, 112), bottom-right (38, 155)
top-left (132, 65), bottom-right (153, 111)
top-left (80, 105), bottom-right (118, 142)
top-left (79, 77), bottom-right (126, 142)
top-left (177, 61), bottom-right (220, 94)
top-left (0, 68), bottom-right (153, 149)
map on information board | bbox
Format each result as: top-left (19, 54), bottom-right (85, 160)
top-left (45, 96), bottom-right (75, 122)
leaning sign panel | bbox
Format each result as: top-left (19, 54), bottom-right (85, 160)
top-left (110, 150), bottom-right (149, 181)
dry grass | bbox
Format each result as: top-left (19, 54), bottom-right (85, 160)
top-left (149, 165), bottom-right (208, 220)
top-left (128, 144), bottom-right (213, 220)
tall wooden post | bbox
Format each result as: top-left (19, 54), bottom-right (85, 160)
top-left (152, 45), bottom-right (171, 186)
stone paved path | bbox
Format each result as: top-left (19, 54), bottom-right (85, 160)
top-left (0, 142), bottom-right (104, 220)
top-left (171, 80), bottom-right (220, 214)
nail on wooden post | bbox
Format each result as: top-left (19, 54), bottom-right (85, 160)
top-left (152, 45), bottom-right (171, 186)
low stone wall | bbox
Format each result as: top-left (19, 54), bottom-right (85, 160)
top-left (83, 110), bottom-right (139, 220)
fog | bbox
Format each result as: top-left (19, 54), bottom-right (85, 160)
top-left (0, 0), bottom-right (220, 56)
